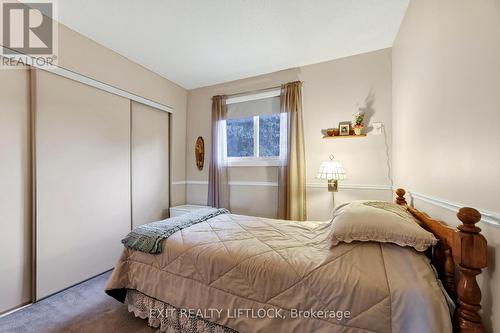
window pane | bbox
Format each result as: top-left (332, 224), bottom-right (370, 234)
top-left (226, 117), bottom-right (254, 157)
top-left (259, 113), bottom-right (281, 157)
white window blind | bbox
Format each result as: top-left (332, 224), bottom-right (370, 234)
top-left (226, 89), bottom-right (280, 119)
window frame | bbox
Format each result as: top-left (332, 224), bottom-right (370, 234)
top-left (222, 112), bottom-right (287, 167)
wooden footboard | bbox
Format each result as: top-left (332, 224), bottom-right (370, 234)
top-left (395, 188), bottom-right (487, 333)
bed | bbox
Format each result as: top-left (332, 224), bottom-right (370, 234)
top-left (105, 189), bottom-right (487, 333)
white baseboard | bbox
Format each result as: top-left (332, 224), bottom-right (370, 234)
top-left (0, 303), bottom-right (32, 319)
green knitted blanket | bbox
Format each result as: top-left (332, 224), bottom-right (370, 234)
top-left (122, 208), bottom-right (229, 254)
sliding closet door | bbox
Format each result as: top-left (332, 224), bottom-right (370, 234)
top-left (35, 70), bottom-right (131, 299)
top-left (131, 101), bottom-right (170, 227)
top-left (0, 67), bottom-right (31, 312)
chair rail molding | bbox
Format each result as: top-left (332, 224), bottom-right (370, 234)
top-left (307, 183), bottom-right (392, 190)
top-left (175, 180), bottom-right (500, 227)
top-left (176, 180), bottom-right (392, 191)
top-left (407, 190), bottom-right (500, 228)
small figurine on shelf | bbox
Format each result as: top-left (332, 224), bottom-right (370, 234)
top-left (353, 111), bottom-right (365, 135)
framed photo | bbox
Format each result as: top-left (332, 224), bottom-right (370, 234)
top-left (338, 121), bottom-right (351, 136)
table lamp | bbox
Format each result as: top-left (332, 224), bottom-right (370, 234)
top-left (316, 155), bottom-right (346, 192)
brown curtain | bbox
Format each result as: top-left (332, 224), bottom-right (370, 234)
top-left (207, 95), bottom-right (230, 209)
top-left (278, 81), bottom-right (307, 220)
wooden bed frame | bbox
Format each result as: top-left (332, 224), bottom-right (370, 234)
top-left (395, 188), bottom-right (487, 333)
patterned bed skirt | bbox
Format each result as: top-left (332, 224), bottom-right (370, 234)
top-left (126, 289), bottom-right (238, 333)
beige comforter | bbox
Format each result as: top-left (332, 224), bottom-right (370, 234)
top-left (106, 213), bottom-right (452, 333)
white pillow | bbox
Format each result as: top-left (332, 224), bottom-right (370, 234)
top-left (329, 201), bottom-right (437, 251)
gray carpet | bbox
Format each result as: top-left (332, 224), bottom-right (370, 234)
top-left (0, 272), bottom-right (155, 333)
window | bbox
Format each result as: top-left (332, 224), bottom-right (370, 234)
top-left (259, 113), bottom-right (281, 157)
top-left (226, 114), bottom-right (283, 159)
top-left (226, 117), bottom-right (254, 158)
top-left (223, 114), bottom-right (286, 166)
top-left (223, 90), bottom-right (286, 167)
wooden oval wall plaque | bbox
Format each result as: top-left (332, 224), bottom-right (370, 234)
top-left (195, 136), bottom-right (205, 170)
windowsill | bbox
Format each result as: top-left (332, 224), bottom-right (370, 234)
top-left (227, 158), bottom-right (282, 167)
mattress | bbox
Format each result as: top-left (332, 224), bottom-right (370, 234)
top-left (106, 213), bottom-right (452, 333)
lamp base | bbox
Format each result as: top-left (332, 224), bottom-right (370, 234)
top-left (328, 179), bottom-right (338, 192)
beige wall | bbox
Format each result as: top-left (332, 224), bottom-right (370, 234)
top-left (392, 1), bottom-right (500, 331)
top-left (57, 24), bottom-right (187, 205)
top-left (2, 3), bottom-right (188, 204)
top-left (0, 16), bottom-right (188, 312)
top-left (186, 49), bottom-right (393, 220)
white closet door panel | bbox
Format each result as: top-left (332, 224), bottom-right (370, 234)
top-left (0, 67), bottom-right (31, 312)
top-left (36, 70), bottom-right (130, 299)
top-left (131, 101), bottom-right (169, 227)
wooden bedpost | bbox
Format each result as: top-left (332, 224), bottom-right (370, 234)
top-left (395, 188), bottom-right (407, 206)
top-left (456, 207), bottom-right (487, 333)
top-left (394, 189), bottom-right (488, 332)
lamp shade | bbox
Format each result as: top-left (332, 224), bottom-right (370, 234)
top-left (316, 157), bottom-right (346, 180)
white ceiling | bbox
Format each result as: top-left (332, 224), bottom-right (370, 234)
top-left (57, 0), bottom-right (409, 90)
